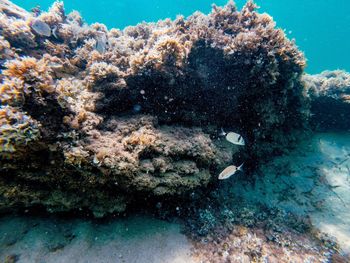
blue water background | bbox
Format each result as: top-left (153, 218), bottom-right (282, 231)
top-left (12, 0), bottom-right (350, 74)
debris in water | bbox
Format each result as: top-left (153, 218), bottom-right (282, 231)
top-left (133, 104), bottom-right (142, 113)
top-left (218, 163), bottom-right (244, 180)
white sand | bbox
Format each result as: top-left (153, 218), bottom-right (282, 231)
top-left (0, 215), bottom-right (197, 263)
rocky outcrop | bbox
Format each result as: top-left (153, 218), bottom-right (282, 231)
top-left (304, 70), bottom-right (350, 131)
top-left (0, 0), bottom-right (307, 216)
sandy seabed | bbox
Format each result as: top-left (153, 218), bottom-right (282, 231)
top-left (237, 132), bottom-right (350, 253)
top-left (0, 214), bottom-right (194, 263)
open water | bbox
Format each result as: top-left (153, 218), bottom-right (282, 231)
top-left (12, 0), bottom-right (350, 73)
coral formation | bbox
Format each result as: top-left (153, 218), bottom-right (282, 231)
top-left (0, 0), bottom-right (309, 216)
top-left (304, 70), bottom-right (350, 130)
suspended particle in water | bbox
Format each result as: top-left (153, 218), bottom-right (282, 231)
top-left (133, 104), bottom-right (142, 112)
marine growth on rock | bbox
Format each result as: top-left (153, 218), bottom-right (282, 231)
top-left (0, 0), bottom-right (311, 216)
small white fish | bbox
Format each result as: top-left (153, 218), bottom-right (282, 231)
top-left (226, 132), bottom-right (245, 146)
top-left (31, 19), bottom-right (51, 37)
top-left (218, 163), bottom-right (244, 180)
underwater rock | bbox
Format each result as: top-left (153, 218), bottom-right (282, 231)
top-left (304, 70), bottom-right (350, 131)
top-left (0, 1), bottom-right (36, 48)
top-left (0, 106), bottom-right (41, 157)
top-left (0, 1), bottom-right (308, 216)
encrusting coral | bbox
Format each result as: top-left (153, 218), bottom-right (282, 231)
top-left (0, 0), bottom-right (319, 216)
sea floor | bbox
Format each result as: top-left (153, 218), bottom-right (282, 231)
top-left (230, 132), bottom-right (350, 253)
top-left (0, 132), bottom-right (349, 263)
top-left (0, 214), bottom-right (194, 263)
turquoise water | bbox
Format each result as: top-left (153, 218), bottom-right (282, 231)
top-left (12, 0), bottom-right (350, 74)
top-left (2, 1), bottom-right (350, 261)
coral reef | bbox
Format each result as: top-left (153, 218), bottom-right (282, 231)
top-left (0, 0), bottom-right (308, 216)
top-left (304, 70), bottom-right (350, 130)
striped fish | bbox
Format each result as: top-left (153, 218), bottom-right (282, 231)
top-left (226, 132), bottom-right (245, 146)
